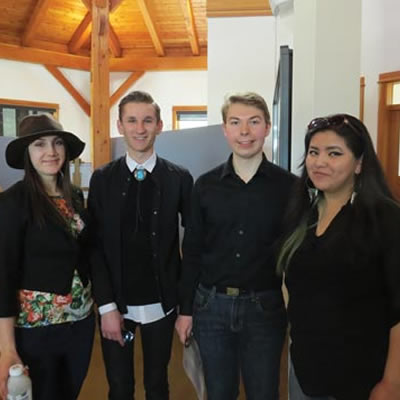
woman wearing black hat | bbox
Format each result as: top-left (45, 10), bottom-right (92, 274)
top-left (0, 114), bottom-right (95, 400)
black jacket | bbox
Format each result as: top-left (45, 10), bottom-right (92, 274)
top-left (0, 181), bottom-right (90, 317)
top-left (88, 156), bottom-right (193, 313)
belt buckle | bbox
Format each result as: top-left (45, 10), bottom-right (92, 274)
top-left (226, 287), bottom-right (240, 296)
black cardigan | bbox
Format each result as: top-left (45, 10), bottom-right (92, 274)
top-left (88, 156), bottom-right (193, 314)
top-left (0, 181), bottom-right (91, 317)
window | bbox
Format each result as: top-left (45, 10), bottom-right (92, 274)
top-left (0, 99), bottom-right (59, 137)
top-left (172, 106), bottom-right (207, 130)
top-left (393, 83), bottom-right (400, 105)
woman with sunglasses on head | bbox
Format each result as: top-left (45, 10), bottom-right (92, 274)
top-left (278, 114), bottom-right (400, 400)
top-left (0, 114), bottom-right (95, 400)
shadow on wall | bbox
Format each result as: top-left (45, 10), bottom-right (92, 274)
top-left (1, 124), bottom-right (231, 190)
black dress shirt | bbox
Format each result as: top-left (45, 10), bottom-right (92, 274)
top-left (285, 200), bottom-right (400, 399)
top-left (179, 154), bottom-right (296, 315)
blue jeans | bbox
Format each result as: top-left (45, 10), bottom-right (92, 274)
top-left (289, 359), bottom-right (335, 400)
top-left (193, 285), bottom-right (287, 400)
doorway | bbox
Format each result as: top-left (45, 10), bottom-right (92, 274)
top-left (377, 72), bottom-right (400, 200)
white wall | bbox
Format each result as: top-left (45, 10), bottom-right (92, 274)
top-left (0, 60), bottom-right (92, 161)
top-left (0, 59), bottom-right (207, 162)
top-left (109, 70), bottom-right (207, 137)
top-left (361, 0), bottom-right (400, 145)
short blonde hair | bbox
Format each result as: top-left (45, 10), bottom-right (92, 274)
top-left (221, 92), bottom-right (271, 125)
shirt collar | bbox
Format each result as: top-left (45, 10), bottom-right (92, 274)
top-left (125, 152), bottom-right (157, 173)
top-left (220, 153), bottom-right (270, 180)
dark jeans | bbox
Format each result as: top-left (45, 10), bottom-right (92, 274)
top-left (193, 285), bottom-right (287, 400)
top-left (100, 311), bottom-right (176, 400)
top-left (15, 313), bottom-right (95, 400)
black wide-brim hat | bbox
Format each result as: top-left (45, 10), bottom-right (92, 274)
top-left (6, 113), bottom-right (85, 169)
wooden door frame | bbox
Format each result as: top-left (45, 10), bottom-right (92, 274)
top-left (377, 71), bottom-right (400, 172)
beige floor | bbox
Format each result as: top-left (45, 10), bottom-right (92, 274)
top-left (79, 327), bottom-right (288, 400)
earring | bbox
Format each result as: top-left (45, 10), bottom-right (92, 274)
top-left (306, 178), bottom-right (319, 204)
top-left (350, 191), bottom-right (357, 204)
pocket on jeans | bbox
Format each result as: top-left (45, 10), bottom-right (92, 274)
top-left (193, 288), bottom-right (213, 312)
top-left (255, 292), bottom-right (286, 317)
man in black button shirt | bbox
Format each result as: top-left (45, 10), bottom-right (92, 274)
top-left (88, 91), bottom-right (193, 399)
top-left (176, 92), bottom-right (295, 400)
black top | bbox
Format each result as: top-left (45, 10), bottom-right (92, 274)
top-left (88, 156), bottom-right (193, 313)
top-left (121, 167), bottom-right (158, 305)
top-left (179, 154), bottom-right (296, 315)
top-left (286, 200), bottom-right (400, 400)
top-left (0, 181), bottom-right (90, 317)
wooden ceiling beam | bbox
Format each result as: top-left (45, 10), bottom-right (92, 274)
top-left (0, 43), bottom-right (206, 71)
top-left (91, 0), bottom-right (111, 169)
top-left (82, 0), bottom-right (123, 13)
top-left (109, 55), bottom-right (207, 71)
top-left (109, 24), bottom-right (122, 57)
top-left (110, 71), bottom-right (145, 107)
top-left (207, 0), bottom-right (272, 17)
top-left (81, 0), bottom-right (91, 10)
top-left (22, 0), bottom-right (52, 47)
top-left (110, 0), bottom-right (124, 12)
top-left (136, 0), bottom-right (165, 56)
top-left (179, 0), bottom-right (200, 56)
top-left (69, 12), bottom-right (92, 54)
top-left (0, 43), bottom-right (90, 70)
top-left (45, 65), bottom-right (90, 116)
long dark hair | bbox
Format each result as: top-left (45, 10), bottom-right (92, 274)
top-left (23, 140), bottom-right (75, 227)
top-left (277, 113), bottom-right (396, 274)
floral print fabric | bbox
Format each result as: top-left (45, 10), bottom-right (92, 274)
top-left (16, 197), bottom-right (93, 328)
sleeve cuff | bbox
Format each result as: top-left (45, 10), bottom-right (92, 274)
top-left (98, 302), bottom-right (118, 315)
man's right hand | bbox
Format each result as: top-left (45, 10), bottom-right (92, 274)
top-left (101, 310), bottom-right (124, 347)
top-left (175, 315), bottom-right (193, 345)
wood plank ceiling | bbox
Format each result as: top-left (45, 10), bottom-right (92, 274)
top-left (0, 0), bottom-right (271, 168)
top-left (0, 0), bottom-right (271, 72)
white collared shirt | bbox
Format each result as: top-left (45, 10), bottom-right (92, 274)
top-left (98, 152), bottom-right (173, 324)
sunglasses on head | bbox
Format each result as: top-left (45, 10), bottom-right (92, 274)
top-left (307, 115), bottom-right (357, 133)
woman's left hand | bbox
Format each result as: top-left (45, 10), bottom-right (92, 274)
top-left (370, 380), bottom-right (400, 400)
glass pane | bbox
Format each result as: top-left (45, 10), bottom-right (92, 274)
top-left (393, 83), bottom-right (400, 104)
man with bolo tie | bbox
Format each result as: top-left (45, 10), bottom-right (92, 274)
top-left (88, 91), bottom-right (193, 400)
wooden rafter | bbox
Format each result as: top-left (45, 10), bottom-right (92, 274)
top-left (110, 0), bottom-right (124, 12)
top-left (82, 0), bottom-right (123, 13)
top-left (45, 65), bottom-right (90, 116)
top-left (136, 0), bottom-right (165, 56)
top-left (0, 43), bottom-right (90, 70)
top-left (0, 43), bottom-right (206, 71)
top-left (80, 0), bottom-right (91, 10)
top-left (91, 0), bottom-right (111, 169)
top-left (22, 0), bottom-right (52, 47)
top-left (110, 71), bottom-right (145, 106)
top-left (179, 0), bottom-right (200, 56)
top-left (110, 54), bottom-right (206, 71)
top-left (109, 24), bottom-right (122, 57)
top-left (69, 12), bottom-right (92, 54)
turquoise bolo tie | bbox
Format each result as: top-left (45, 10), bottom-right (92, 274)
top-left (134, 167), bottom-right (147, 181)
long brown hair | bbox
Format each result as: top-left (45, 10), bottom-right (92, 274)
top-left (23, 141), bottom-right (74, 227)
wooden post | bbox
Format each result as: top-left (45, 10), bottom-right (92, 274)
top-left (90, 0), bottom-right (111, 169)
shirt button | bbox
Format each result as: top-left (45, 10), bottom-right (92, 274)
top-left (152, 232), bottom-right (156, 236)
top-left (153, 210), bottom-right (158, 215)
top-left (153, 253), bottom-right (157, 258)
top-left (122, 192), bottom-right (126, 196)
top-left (127, 177), bottom-right (131, 182)
top-left (235, 253), bottom-right (241, 258)
top-left (238, 230), bottom-right (244, 235)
